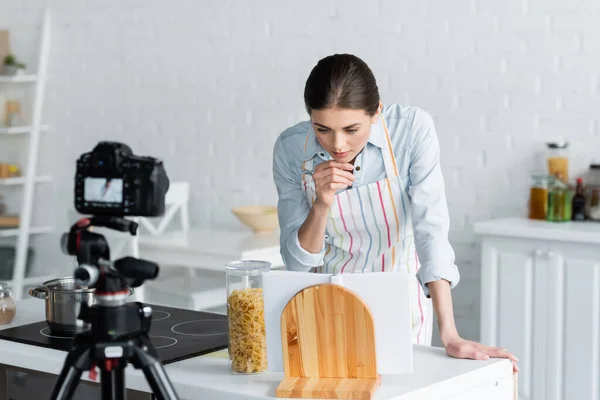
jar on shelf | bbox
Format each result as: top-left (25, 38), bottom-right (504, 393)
top-left (0, 282), bottom-right (16, 325)
top-left (528, 175), bottom-right (548, 220)
top-left (225, 260), bottom-right (270, 374)
top-left (546, 141), bottom-right (569, 184)
top-left (586, 185), bottom-right (600, 221)
top-left (547, 177), bottom-right (573, 222)
top-left (590, 164), bottom-right (600, 186)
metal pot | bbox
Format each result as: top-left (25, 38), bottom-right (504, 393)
top-left (29, 277), bottom-right (133, 334)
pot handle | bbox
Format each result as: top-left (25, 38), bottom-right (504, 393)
top-left (29, 286), bottom-right (48, 299)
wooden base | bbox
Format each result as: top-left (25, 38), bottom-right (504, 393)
top-left (276, 376), bottom-right (382, 400)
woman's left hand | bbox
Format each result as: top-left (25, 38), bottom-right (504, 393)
top-left (443, 335), bottom-right (519, 372)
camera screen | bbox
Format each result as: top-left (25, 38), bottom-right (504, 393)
top-left (84, 177), bottom-right (123, 203)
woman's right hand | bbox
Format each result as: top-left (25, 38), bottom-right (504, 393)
top-left (312, 161), bottom-right (355, 208)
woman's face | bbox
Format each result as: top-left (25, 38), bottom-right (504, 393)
top-left (310, 106), bottom-right (380, 163)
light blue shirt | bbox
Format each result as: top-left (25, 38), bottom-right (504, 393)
top-left (272, 103), bottom-right (460, 297)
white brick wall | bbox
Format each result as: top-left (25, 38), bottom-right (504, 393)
top-left (1, 0), bottom-right (599, 344)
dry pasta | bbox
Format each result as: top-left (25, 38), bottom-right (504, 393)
top-left (227, 287), bottom-right (267, 373)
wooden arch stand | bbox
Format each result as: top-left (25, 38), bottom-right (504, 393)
top-left (275, 283), bottom-right (381, 400)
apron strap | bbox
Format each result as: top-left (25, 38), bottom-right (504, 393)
top-left (379, 105), bottom-right (400, 178)
top-left (301, 159), bottom-right (314, 174)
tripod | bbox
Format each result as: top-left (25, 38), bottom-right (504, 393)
top-left (50, 217), bottom-right (180, 400)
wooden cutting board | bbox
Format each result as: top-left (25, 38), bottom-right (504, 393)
top-left (263, 270), bottom-right (413, 375)
top-left (276, 283), bottom-right (381, 399)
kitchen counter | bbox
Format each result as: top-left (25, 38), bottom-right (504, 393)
top-left (473, 217), bottom-right (600, 245)
top-left (0, 299), bottom-right (516, 400)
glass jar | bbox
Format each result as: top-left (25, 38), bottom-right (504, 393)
top-left (590, 164), bottom-right (600, 186)
top-left (586, 185), bottom-right (600, 221)
top-left (547, 177), bottom-right (571, 222)
top-left (0, 282), bottom-right (16, 325)
top-left (225, 260), bottom-right (270, 374)
top-left (563, 188), bottom-right (573, 221)
top-left (528, 175), bottom-right (548, 220)
top-left (546, 141), bottom-right (569, 184)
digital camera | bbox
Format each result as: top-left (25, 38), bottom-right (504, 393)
top-left (74, 142), bottom-right (170, 217)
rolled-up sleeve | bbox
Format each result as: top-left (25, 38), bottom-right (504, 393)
top-left (272, 135), bottom-right (325, 271)
top-left (408, 110), bottom-right (460, 298)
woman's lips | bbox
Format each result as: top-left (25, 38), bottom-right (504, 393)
top-left (332, 151), bottom-right (350, 158)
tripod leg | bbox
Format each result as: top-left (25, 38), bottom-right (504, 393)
top-left (130, 336), bottom-right (179, 400)
top-left (101, 362), bottom-right (127, 400)
top-left (140, 362), bottom-right (178, 400)
top-left (50, 338), bottom-right (92, 400)
top-left (0, 364), bottom-right (8, 400)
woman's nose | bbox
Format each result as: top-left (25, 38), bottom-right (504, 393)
top-left (333, 132), bottom-right (345, 151)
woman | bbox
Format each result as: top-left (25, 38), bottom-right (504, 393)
top-left (272, 53), bottom-right (518, 371)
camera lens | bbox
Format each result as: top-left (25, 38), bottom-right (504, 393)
top-left (75, 264), bottom-right (99, 287)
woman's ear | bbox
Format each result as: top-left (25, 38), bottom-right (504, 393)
top-left (371, 103), bottom-right (382, 124)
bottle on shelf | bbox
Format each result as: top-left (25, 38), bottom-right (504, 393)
top-left (572, 177), bottom-right (587, 221)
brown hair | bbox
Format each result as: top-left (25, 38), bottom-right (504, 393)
top-left (303, 54), bottom-right (380, 116)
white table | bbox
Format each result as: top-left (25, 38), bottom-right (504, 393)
top-left (0, 299), bottom-right (517, 400)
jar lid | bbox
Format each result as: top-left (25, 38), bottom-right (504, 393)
top-left (546, 140), bottom-right (569, 149)
top-left (226, 260), bottom-right (271, 276)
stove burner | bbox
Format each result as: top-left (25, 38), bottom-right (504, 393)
top-left (41, 329), bottom-right (178, 350)
top-left (40, 327), bottom-right (73, 340)
top-left (171, 320), bottom-right (228, 337)
top-left (149, 335), bottom-right (178, 349)
top-left (151, 310), bottom-right (171, 322)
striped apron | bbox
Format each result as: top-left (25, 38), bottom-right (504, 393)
top-left (301, 115), bottom-right (433, 345)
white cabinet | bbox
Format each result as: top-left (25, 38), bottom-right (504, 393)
top-left (475, 218), bottom-right (600, 400)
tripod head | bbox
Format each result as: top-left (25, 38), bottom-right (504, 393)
top-left (60, 216), bottom-right (159, 299)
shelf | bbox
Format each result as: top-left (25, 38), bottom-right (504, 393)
top-left (0, 74), bottom-right (37, 83)
top-left (0, 176), bottom-right (52, 185)
top-left (0, 226), bottom-right (54, 237)
top-left (0, 125), bottom-right (49, 135)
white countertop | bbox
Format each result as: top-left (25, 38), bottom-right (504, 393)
top-left (473, 217), bottom-right (600, 244)
top-left (0, 300), bottom-right (514, 399)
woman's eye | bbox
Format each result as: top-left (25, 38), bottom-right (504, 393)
top-left (346, 129), bottom-right (358, 134)
top-left (316, 128), bottom-right (330, 133)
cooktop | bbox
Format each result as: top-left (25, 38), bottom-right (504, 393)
top-left (0, 303), bottom-right (229, 365)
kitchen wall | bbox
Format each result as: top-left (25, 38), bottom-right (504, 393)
top-left (1, 0), bottom-right (599, 343)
